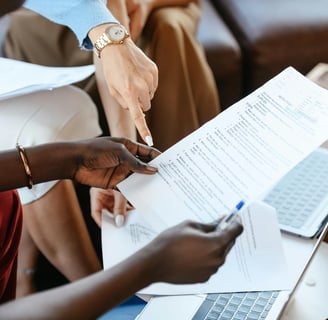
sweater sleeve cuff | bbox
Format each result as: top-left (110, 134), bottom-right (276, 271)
top-left (64, 1), bottom-right (119, 50)
top-left (24, 0), bottom-right (119, 50)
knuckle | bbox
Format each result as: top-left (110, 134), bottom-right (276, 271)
top-left (111, 89), bottom-right (120, 100)
top-left (182, 220), bottom-right (194, 228)
top-left (214, 256), bottom-right (225, 270)
top-left (151, 60), bottom-right (158, 73)
top-left (116, 143), bottom-right (128, 156)
top-left (143, 102), bottom-right (151, 111)
top-left (132, 112), bottom-right (145, 122)
top-left (202, 268), bottom-right (215, 282)
top-left (121, 85), bottom-right (134, 98)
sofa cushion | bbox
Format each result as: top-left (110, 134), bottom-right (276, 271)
top-left (0, 16), bottom-right (10, 57)
top-left (212, 0), bottom-right (328, 93)
top-left (198, 0), bottom-right (242, 109)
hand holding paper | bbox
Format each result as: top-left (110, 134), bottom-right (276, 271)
top-left (142, 219), bottom-right (243, 285)
top-left (102, 201), bottom-right (290, 295)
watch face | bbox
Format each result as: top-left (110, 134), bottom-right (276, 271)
top-left (108, 25), bottom-right (126, 42)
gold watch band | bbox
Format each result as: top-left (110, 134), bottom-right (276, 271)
top-left (93, 24), bottom-right (130, 58)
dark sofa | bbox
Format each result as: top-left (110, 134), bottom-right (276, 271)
top-left (199, 0), bottom-right (328, 109)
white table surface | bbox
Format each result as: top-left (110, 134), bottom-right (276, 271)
top-left (281, 241), bottom-right (328, 320)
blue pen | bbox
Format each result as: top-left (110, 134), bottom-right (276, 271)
top-left (217, 200), bottom-right (245, 231)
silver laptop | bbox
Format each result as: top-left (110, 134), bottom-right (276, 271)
top-left (137, 221), bottom-right (328, 320)
top-left (263, 147), bottom-right (328, 238)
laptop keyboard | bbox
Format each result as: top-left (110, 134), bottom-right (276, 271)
top-left (192, 291), bottom-right (279, 320)
top-left (263, 148), bottom-right (328, 229)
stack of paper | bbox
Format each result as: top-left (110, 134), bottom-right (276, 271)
top-left (102, 66), bottom-right (328, 295)
top-left (0, 57), bottom-right (95, 101)
top-left (118, 67), bottom-right (328, 232)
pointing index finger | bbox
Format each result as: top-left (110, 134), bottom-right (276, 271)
top-left (128, 100), bottom-right (153, 146)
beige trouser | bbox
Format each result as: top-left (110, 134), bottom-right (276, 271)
top-left (5, 2), bottom-right (219, 151)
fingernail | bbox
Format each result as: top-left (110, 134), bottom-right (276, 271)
top-left (145, 135), bottom-right (153, 147)
top-left (146, 165), bottom-right (158, 172)
top-left (115, 215), bottom-right (125, 228)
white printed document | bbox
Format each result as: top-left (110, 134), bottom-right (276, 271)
top-left (102, 201), bottom-right (291, 295)
top-left (118, 67), bottom-right (328, 233)
top-left (103, 67), bottom-right (328, 295)
top-left (0, 57), bottom-right (95, 100)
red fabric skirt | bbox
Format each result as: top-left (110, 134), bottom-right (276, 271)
top-left (0, 190), bottom-right (22, 303)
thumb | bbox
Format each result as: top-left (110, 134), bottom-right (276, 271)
top-left (183, 220), bottom-right (217, 233)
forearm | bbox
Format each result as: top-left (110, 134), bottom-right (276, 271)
top-left (94, 55), bottom-right (137, 140)
top-left (0, 143), bottom-right (77, 192)
top-left (0, 247), bottom-right (155, 320)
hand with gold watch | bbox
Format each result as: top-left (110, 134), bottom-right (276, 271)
top-left (89, 23), bottom-right (158, 147)
top-left (94, 24), bottom-right (130, 58)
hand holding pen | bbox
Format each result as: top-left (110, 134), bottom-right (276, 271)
top-left (216, 200), bottom-right (245, 231)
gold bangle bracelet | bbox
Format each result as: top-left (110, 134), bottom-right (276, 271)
top-left (16, 143), bottom-right (33, 189)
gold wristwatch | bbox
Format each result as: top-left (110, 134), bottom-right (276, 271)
top-left (93, 24), bottom-right (130, 58)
